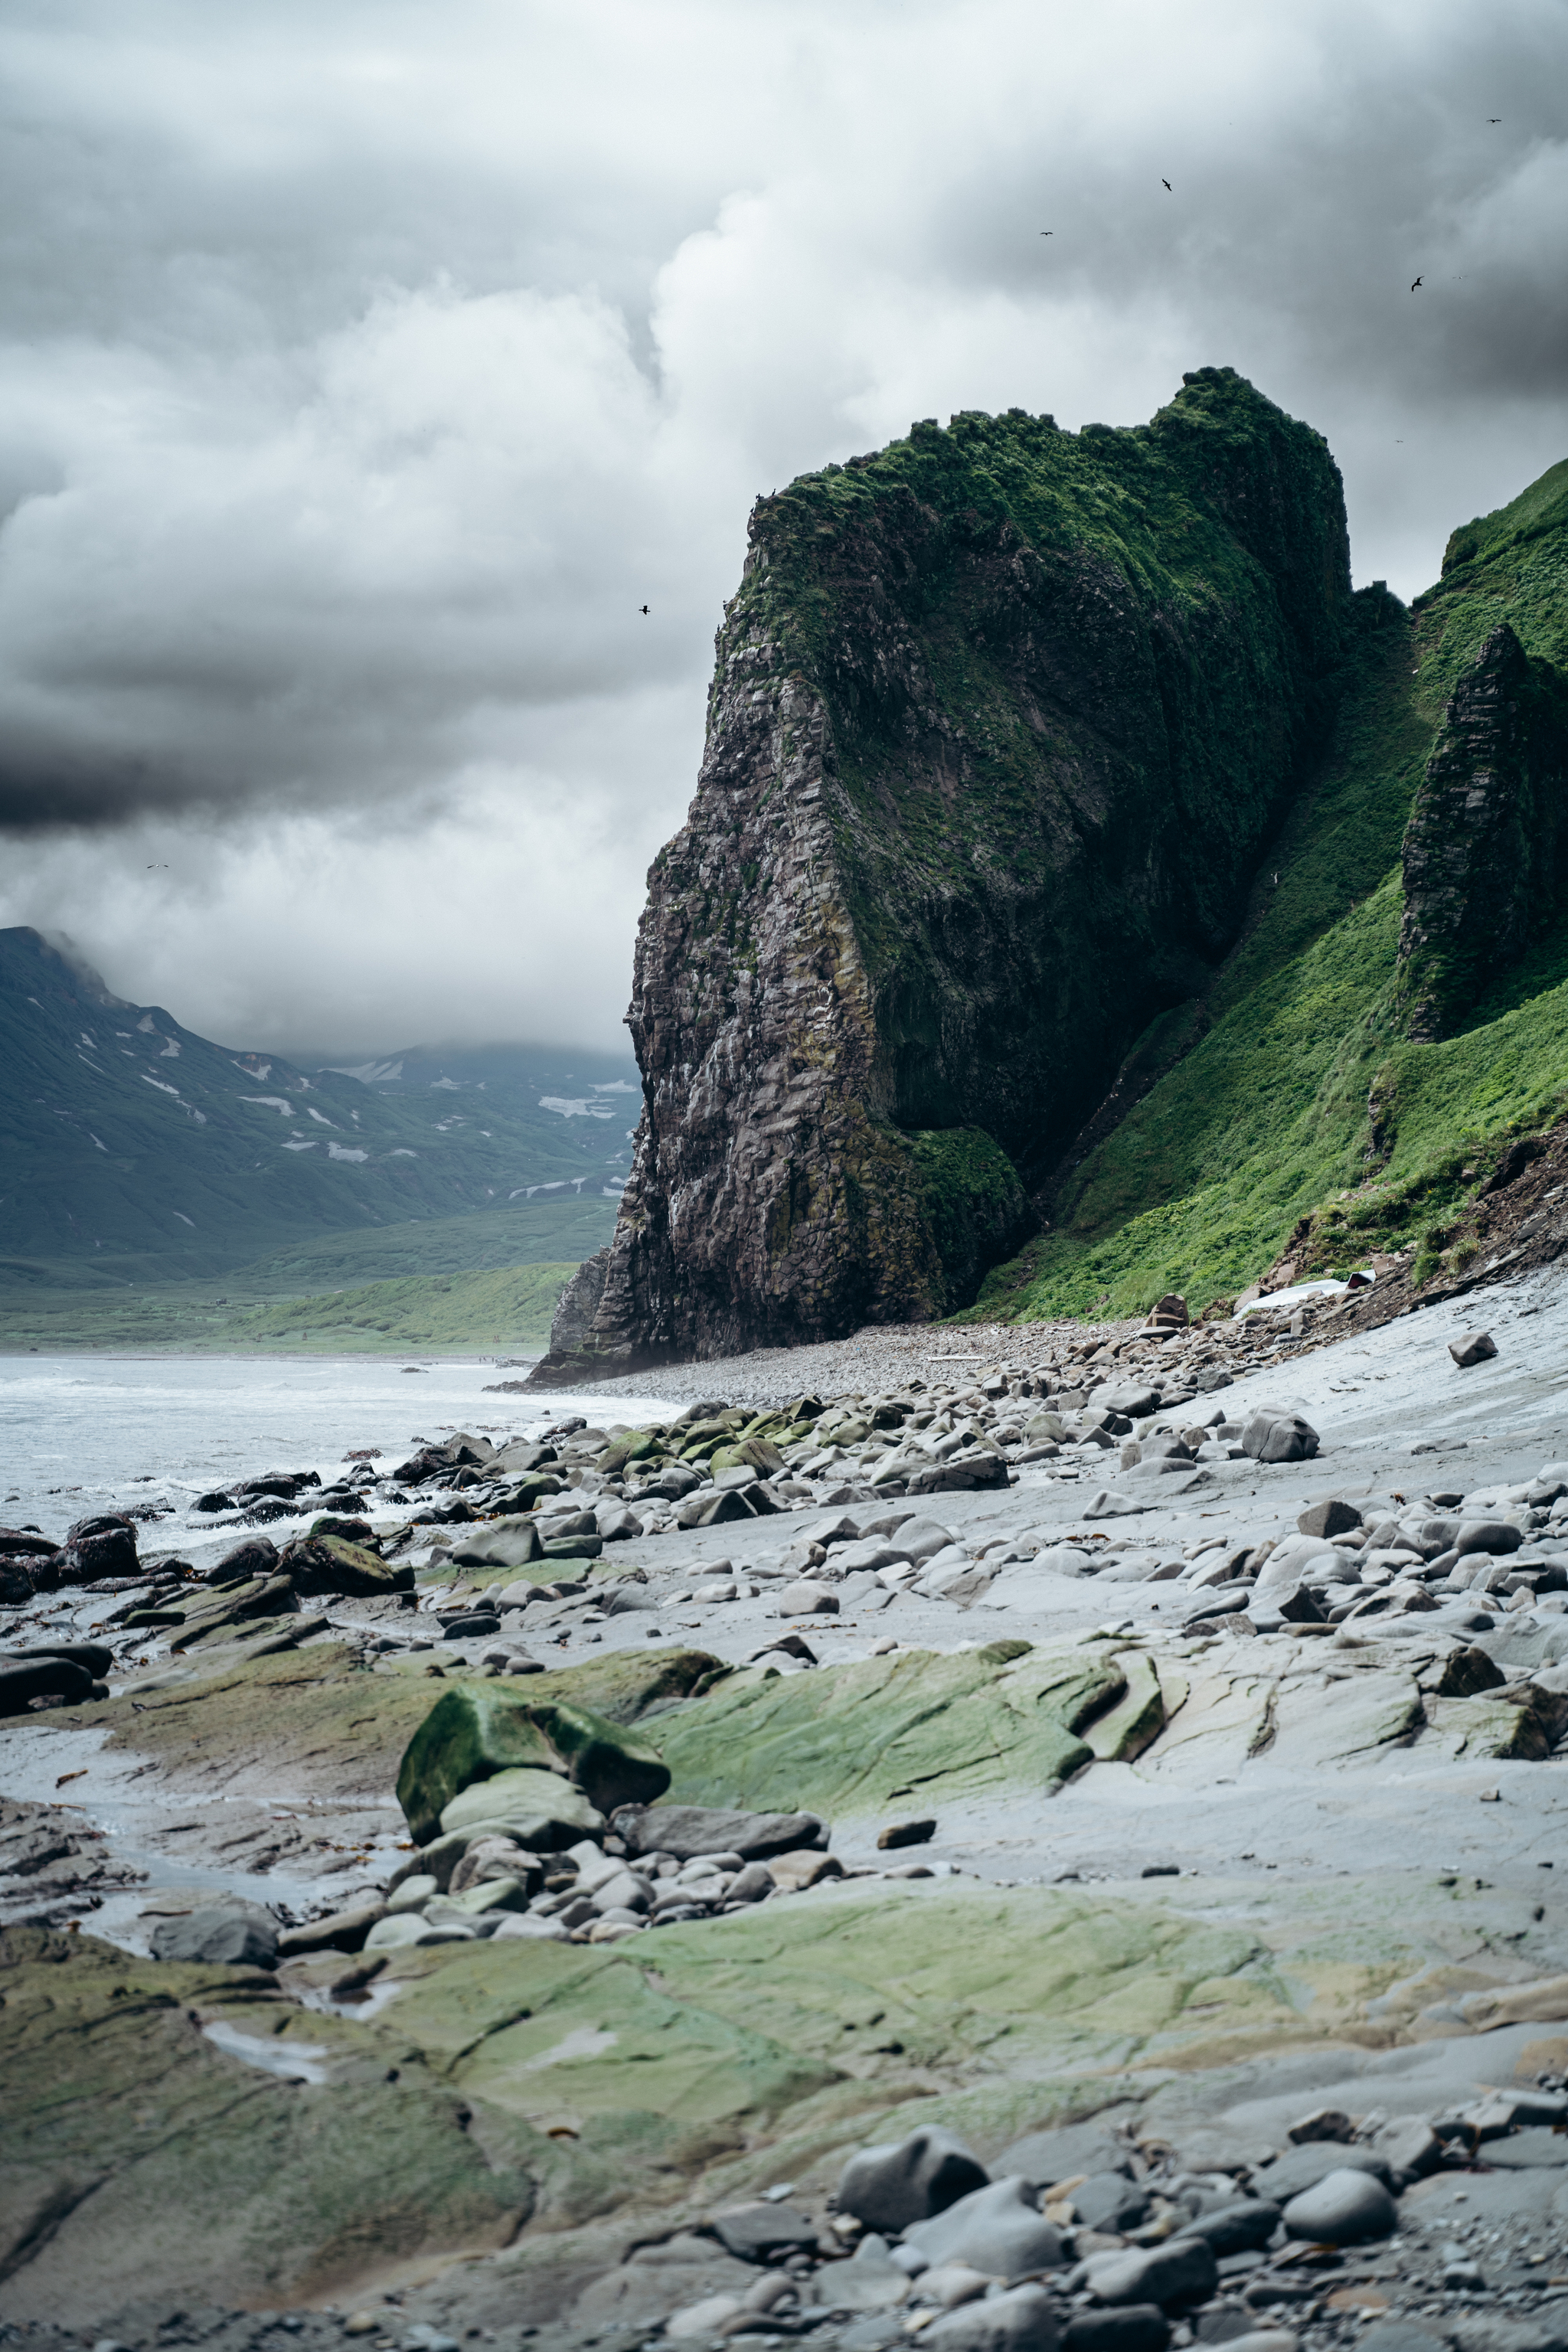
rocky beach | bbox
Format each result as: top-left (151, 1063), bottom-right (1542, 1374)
top-left (7, 1259), bottom-right (1568, 2352)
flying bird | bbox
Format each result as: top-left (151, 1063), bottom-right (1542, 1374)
top-left (1161, 178), bottom-right (1171, 191)
top-left (1040, 230), bottom-right (1054, 236)
top-left (1410, 276), bottom-right (1423, 290)
top-left (1487, 116), bottom-right (1501, 122)
top-left (639, 604), bottom-right (648, 615)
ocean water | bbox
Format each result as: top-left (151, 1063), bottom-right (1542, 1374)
top-left (0, 1355), bottom-right (681, 1553)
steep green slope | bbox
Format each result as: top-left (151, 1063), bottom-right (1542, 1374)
top-left (976, 461), bottom-right (1568, 1321)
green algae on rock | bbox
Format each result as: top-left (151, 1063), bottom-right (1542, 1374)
top-left (546, 367), bottom-right (1353, 1372)
top-left (649, 1642), bottom-right (1127, 1821)
top-left (398, 1687), bottom-right (676, 1844)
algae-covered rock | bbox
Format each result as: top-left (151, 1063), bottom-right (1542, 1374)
top-left (397, 1684), bottom-right (672, 1844)
top-left (652, 1644), bottom-right (1116, 1820)
top-left (397, 1686), bottom-right (561, 1843)
top-left (533, 1697), bottom-right (671, 1814)
top-left (439, 1766), bottom-right (604, 1847)
top-left (283, 1534), bottom-right (415, 1597)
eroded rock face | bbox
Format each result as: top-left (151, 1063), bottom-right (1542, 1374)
top-left (1398, 622), bottom-right (1568, 1040)
top-left (573, 369), bottom-right (1351, 1370)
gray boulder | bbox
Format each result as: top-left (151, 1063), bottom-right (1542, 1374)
top-left (1071, 2174), bottom-right (1151, 2233)
top-left (838, 2126), bottom-right (989, 2234)
top-left (1449, 1331), bottom-right (1498, 1367)
top-left (1242, 1410), bottom-right (1320, 1464)
top-left (902, 2178), bottom-right (1063, 2279)
top-left (1077, 2238), bottom-right (1218, 2310)
top-left (1281, 2167), bottom-right (1396, 2244)
top-left (923, 2284), bottom-right (1058, 2352)
top-left (1176, 2200), bottom-right (1279, 2256)
top-left (150, 1906), bottom-right (279, 1968)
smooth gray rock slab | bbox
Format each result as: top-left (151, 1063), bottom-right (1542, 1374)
top-left (614, 1804), bottom-right (825, 1860)
top-left (710, 2201), bottom-right (819, 2261)
top-left (1280, 2167), bottom-right (1397, 2244)
top-left (1357, 2328), bottom-right (1448, 2352)
top-left (1446, 2323), bottom-right (1568, 2352)
top-left (923, 2283), bottom-right (1058, 2352)
top-left (902, 2178), bottom-right (1063, 2278)
top-left (1079, 2238), bottom-right (1218, 2311)
top-left (150, 1906), bottom-right (278, 1968)
top-left (1480, 2126), bottom-right (1568, 2167)
top-left (996, 2126), bottom-right (1132, 2188)
top-left (1250, 2144), bottom-right (1393, 2202)
top-left (838, 2127), bottom-right (991, 2235)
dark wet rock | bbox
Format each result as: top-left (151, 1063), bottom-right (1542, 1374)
top-left (1078, 2237), bottom-right (1219, 2310)
top-left (280, 1534), bottom-right (414, 1598)
top-left (1063, 2308), bottom-right (1171, 2352)
top-left (209, 1534), bottom-right (281, 1585)
top-left (902, 2179), bottom-right (1063, 2278)
top-left (194, 1491), bottom-right (235, 1512)
top-left (0, 1526), bottom-right (59, 1557)
top-left (1178, 2202), bottom-right (1280, 2256)
top-left (710, 2200), bottom-right (819, 2261)
top-left (1280, 2167), bottom-right (1396, 2244)
top-left (150, 1906), bottom-right (279, 1968)
top-left (0, 1653), bottom-right (93, 1714)
top-left (878, 1818), bottom-right (937, 1850)
top-left (838, 2126), bottom-right (991, 2234)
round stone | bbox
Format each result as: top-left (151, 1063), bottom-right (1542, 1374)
top-left (1281, 2167), bottom-right (1397, 2245)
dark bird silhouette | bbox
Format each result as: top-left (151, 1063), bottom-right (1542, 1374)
top-left (1410, 276), bottom-right (1423, 291)
top-left (1161, 178), bottom-right (1171, 191)
top-left (638, 604), bottom-right (648, 615)
top-left (1487, 116), bottom-right (1501, 122)
top-left (1039, 229), bottom-right (1054, 236)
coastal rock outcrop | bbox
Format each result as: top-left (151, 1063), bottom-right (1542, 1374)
top-left (1397, 621), bottom-right (1568, 1040)
top-left (558, 368), bottom-right (1352, 1373)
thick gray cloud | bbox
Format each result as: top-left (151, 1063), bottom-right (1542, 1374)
top-left (0, 0), bottom-right (1564, 1050)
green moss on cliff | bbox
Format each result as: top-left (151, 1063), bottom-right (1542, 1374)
top-left (972, 457), bottom-right (1568, 1322)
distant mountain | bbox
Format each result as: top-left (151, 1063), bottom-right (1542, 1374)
top-left (0, 927), bottom-right (639, 1286)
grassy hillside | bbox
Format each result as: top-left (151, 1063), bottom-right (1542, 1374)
top-left (0, 1200), bottom-right (613, 1354)
top-left (972, 459), bottom-right (1568, 1321)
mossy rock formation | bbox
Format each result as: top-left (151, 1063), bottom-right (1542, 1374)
top-left (560, 368), bottom-right (1352, 1369)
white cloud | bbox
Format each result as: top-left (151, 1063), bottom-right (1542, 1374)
top-left (0, 0), bottom-right (1563, 1050)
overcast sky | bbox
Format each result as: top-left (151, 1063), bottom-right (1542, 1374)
top-left (0, 0), bottom-right (1563, 1055)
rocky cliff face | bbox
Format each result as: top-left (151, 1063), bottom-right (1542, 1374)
top-left (570, 368), bottom-right (1353, 1372)
top-left (1398, 622), bottom-right (1568, 1040)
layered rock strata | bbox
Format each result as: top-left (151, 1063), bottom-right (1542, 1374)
top-left (557, 368), bottom-right (1353, 1374)
top-left (1398, 620), bottom-right (1568, 1038)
